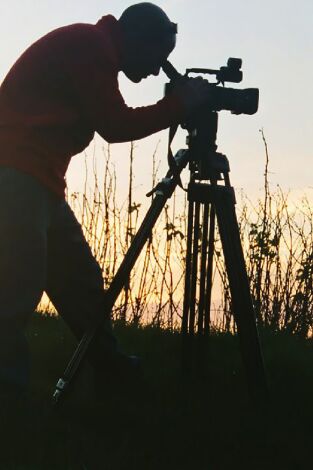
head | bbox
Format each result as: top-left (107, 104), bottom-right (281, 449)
top-left (118, 2), bottom-right (177, 82)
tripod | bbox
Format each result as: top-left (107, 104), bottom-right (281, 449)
top-left (180, 110), bottom-right (267, 400)
top-left (52, 109), bottom-right (268, 404)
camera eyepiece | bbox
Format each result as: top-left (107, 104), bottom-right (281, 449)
top-left (162, 60), bottom-right (182, 81)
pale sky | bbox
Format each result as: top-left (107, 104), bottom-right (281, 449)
top-left (0, 0), bottom-right (312, 201)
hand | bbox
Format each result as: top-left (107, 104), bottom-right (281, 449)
top-left (173, 77), bottom-right (211, 115)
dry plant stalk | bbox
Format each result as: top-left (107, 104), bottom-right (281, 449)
top-left (39, 134), bottom-right (313, 337)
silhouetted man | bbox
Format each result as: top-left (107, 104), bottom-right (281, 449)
top-left (0, 3), bottom-right (209, 399)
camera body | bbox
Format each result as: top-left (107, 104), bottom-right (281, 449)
top-left (163, 58), bottom-right (259, 116)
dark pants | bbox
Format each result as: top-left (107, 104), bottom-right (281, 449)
top-left (0, 167), bottom-right (117, 391)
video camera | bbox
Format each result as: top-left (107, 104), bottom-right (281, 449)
top-left (163, 58), bottom-right (259, 116)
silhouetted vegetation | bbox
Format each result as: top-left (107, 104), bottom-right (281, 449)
top-left (39, 132), bottom-right (313, 337)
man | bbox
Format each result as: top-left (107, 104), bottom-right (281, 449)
top-left (0, 2), bottom-right (209, 397)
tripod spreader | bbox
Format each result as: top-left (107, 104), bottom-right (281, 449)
top-left (188, 181), bottom-right (236, 206)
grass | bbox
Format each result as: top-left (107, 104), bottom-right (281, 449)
top-left (1, 313), bottom-right (313, 469)
top-left (53, 138), bottom-right (313, 335)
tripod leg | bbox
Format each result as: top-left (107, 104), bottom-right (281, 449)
top-left (52, 151), bottom-right (190, 404)
top-left (204, 204), bottom-right (215, 335)
top-left (196, 203), bottom-right (211, 373)
top-left (182, 201), bottom-right (194, 336)
top-left (214, 188), bottom-right (268, 401)
top-left (198, 203), bottom-right (209, 335)
top-left (189, 202), bottom-right (201, 334)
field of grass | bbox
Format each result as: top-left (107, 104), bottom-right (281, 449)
top-left (1, 313), bottom-right (313, 469)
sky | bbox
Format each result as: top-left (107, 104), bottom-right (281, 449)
top-left (0, 0), bottom-right (312, 201)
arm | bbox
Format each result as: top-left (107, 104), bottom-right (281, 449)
top-left (96, 84), bottom-right (185, 144)
top-left (70, 56), bottom-right (185, 143)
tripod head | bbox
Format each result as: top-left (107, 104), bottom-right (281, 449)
top-left (162, 59), bottom-right (259, 181)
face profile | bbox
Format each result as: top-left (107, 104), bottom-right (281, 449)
top-left (122, 33), bottom-right (177, 83)
top-left (118, 2), bottom-right (177, 83)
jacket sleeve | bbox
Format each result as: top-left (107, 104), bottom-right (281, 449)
top-left (70, 57), bottom-right (185, 143)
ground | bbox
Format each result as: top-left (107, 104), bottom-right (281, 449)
top-left (1, 313), bottom-right (312, 469)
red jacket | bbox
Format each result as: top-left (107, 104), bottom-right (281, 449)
top-left (0, 15), bottom-right (184, 197)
